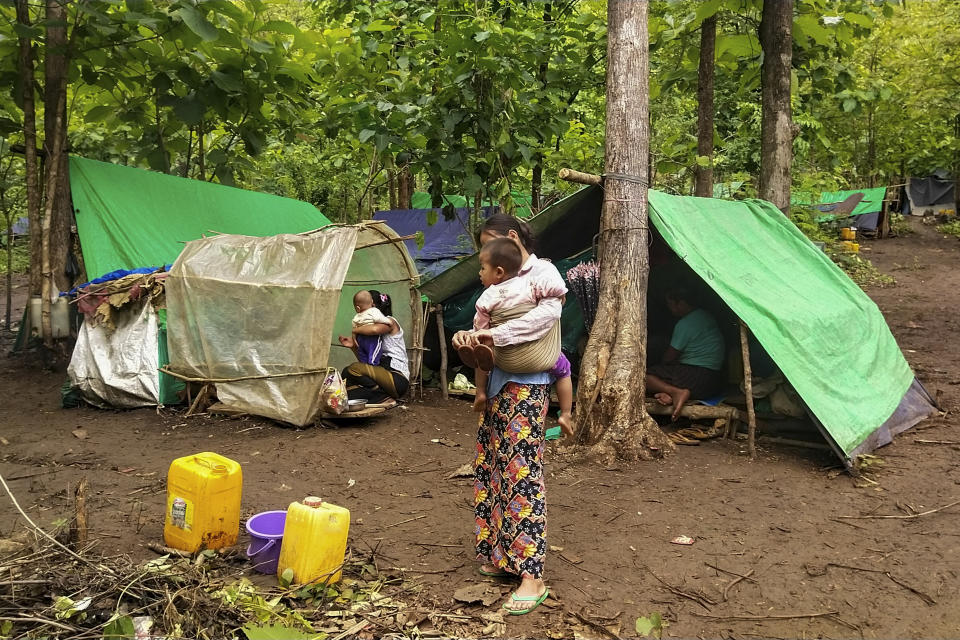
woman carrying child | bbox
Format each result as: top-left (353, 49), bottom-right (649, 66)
top-left (450, 214), bottom-right (569, 615)
top-left (338, 290), bottom-right (409, 404)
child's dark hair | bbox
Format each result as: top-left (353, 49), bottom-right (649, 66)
top-left (479, 213), bottom-right (535, 253)
top-left (480, 237), bottom-right (523, 277)
top-left (368, 289), bottom-right (393, 317)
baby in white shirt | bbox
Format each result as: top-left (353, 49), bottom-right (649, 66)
top-left (351, 290), bottom-right (391, 365)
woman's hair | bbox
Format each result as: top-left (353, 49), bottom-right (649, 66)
top-left (368, 289), bottom-right (393, 317)
top-left (480, 237), bottom-right (523, 277)
top-left (479, 213), bottom-right (535, 253)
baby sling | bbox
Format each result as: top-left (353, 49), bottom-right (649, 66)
top-left (489, 303), bottom-right (561, 373)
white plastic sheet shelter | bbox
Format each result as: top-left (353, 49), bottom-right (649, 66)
top-left (166, 222), bottom-right (421, 426)
top-left (68, 300), bottom-right (162, 408)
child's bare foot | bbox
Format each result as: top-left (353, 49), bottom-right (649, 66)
top-left (457, 344), bottom-right (479, 368)
top-left (474, 344), bottom-right (495, 371)
top-left (670, 388), bottom-right (691, 421)
top-left (557, 412), bottom-right (574, 438)
top-left (654, 392), bottom-right (673, 406)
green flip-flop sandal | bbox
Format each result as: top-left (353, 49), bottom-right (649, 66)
top-left (502, 587), bottom-right (550, 615)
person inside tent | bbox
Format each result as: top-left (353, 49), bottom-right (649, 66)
top-left (646, 287), bottom-right (725, 420)
top-left (337, 290), bottom-right (409, 405)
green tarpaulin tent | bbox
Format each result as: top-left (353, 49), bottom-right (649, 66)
top-left (421, 186), bottom-right (934, 463)
top-left (70, 156), bottom-right (332, 279)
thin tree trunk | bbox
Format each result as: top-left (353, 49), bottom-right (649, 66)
top-left (16, 0), bottom-right (41, 297)
top-left (44, 0), bottom-right (71, 292)
top-left (955, 114), bottom-right (960, 217)
top-left (694, 14), bottom-right (716, 198)
top-left (198, 120), bottom-right (205, 181)
top-left (574, 0), bottom-right (672, 461)
top-left (388, 154), bottom-right (398, 210)
top-left (2, 178), bottom-right (11, 331)
top-left (532, 162), bottom-right (543, 213)
top-left (41, 111), bottom-right (63, 346)
top-left (398, 165), bottom-right (413, 209)
top-left (182, 126), bottom-right (193, 178)
top-left (758, 0), bottom-right (793, 212)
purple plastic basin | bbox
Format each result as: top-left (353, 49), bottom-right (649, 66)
top-left (245, 510), bottom-right (286, 574)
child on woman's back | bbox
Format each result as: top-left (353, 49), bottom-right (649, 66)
top-left (351, 290), bottom-right (391, 365)
top-left (459, 237), bottom-right (574, 436)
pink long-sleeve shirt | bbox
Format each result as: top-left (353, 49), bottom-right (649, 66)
top-left (474, 254), bottom-right (567, 347)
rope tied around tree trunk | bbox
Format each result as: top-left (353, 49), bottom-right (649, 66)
top-left (602, 172), bottom-right (649, 186)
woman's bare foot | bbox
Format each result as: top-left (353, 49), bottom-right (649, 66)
top-left (557, 412), bottom-right (574, 438)
top-left (670, 388), bottom-right (691, 421)
top-left (654, 392), bottom-right (673, 406)
top-left (502, 576), bottom-right (547, 613)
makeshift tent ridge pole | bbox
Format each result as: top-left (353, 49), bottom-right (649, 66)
top-left (559, 168), bottom-right (604, 186)
top-left (739, 321), bottom-right (757, 458)
top-left (354, 233), bottom-right (419, 251)
top-left (435, 305), bottom-right (448, 400)
top-left (159, 365), bottom-right (335, 384)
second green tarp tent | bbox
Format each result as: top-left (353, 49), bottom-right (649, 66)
top-left (420, 186), bottom-right (935, 463)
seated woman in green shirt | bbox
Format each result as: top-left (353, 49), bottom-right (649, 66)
top-left (647, 288), bottom-right (725, 420)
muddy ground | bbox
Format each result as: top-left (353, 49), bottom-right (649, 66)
top-left (2, 218), bottom-right (960, 639)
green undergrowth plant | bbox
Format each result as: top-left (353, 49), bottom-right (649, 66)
top-left (888, 213), bottom-right (914, 236)
top-left (829, 250), bottom-right (895, 288)
top-left (790, 207), bottom-right (835, 245)
top-left (936, 220), bottom-right (960, 237)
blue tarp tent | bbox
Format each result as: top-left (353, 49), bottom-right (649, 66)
top-left (372, 207), bottom-right (494, 281)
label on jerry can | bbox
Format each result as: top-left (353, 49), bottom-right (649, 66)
top-left (170, 496), bottom-right (191, 530)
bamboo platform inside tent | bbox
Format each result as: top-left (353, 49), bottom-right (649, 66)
top-left (318, 401), bottom-right (399, 420)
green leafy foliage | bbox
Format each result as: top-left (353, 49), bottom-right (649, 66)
top-left (636, 611), bottom-right (667, 639)
top-left (936, 220), bottom-right (960, 238)
top-left (242, 625), bottom-right (324, 640)
top-left (102, 614), bottom-right (135, 639)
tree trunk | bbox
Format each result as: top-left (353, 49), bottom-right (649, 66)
top-left (43, 0), bottom-right (72, 292)
top-left (41, 110), bottom-right (63, 346)
top-left (397, 164), bottom-right (413, 209)
top-left (758, 0), bottom-right (793, 212)
top-left (198, 120), bottom-right (206, 181)
top-left (954, 114), bottom-right (960, 217)
top-left (387, 154), bottom-right (398, 210)
top-left (16, 0), bottom-right (41, 297)
top-left (694, 14), bottom-right (716, 198)
top-left (574, 0), bottom-right (672, 461)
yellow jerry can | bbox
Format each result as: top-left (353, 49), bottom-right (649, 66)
top-left (163, 452), bottom-right (242, 553)
top-left (277, 497), bottom-right (350, 585)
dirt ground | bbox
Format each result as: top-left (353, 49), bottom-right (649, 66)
top-left (3, 217), bottom-right (960, 639)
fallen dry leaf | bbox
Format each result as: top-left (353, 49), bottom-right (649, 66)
top-left (0, 436), bottom-right (9, 446)
top-left (447, 462), bottom-right (473, 479)
top-left (72, 428), bottom-right (88, 440)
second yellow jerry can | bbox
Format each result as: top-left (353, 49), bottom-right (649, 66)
top-left (163, 452), bottom-right (242, 553)
top-left (276, 497), bottom-right (350, 585)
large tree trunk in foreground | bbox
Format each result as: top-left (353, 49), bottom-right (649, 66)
top-left (694, 14), bottom-right (716, 198)
top-left (43, 0), bottom-right (72, 294)
top-left (758, 0), bottom-right (793, 212)
top-left (16, 0), bottom-right (41, 297)
top-left (574, 0), bottom-right (672, 461)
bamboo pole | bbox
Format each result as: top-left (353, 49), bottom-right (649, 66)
top-left (739, 321), bottom-right (757, 458)
top-left (435, 305), bottom-right (448, 400)
top-left (558, 168), bottom-right (603, 186)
